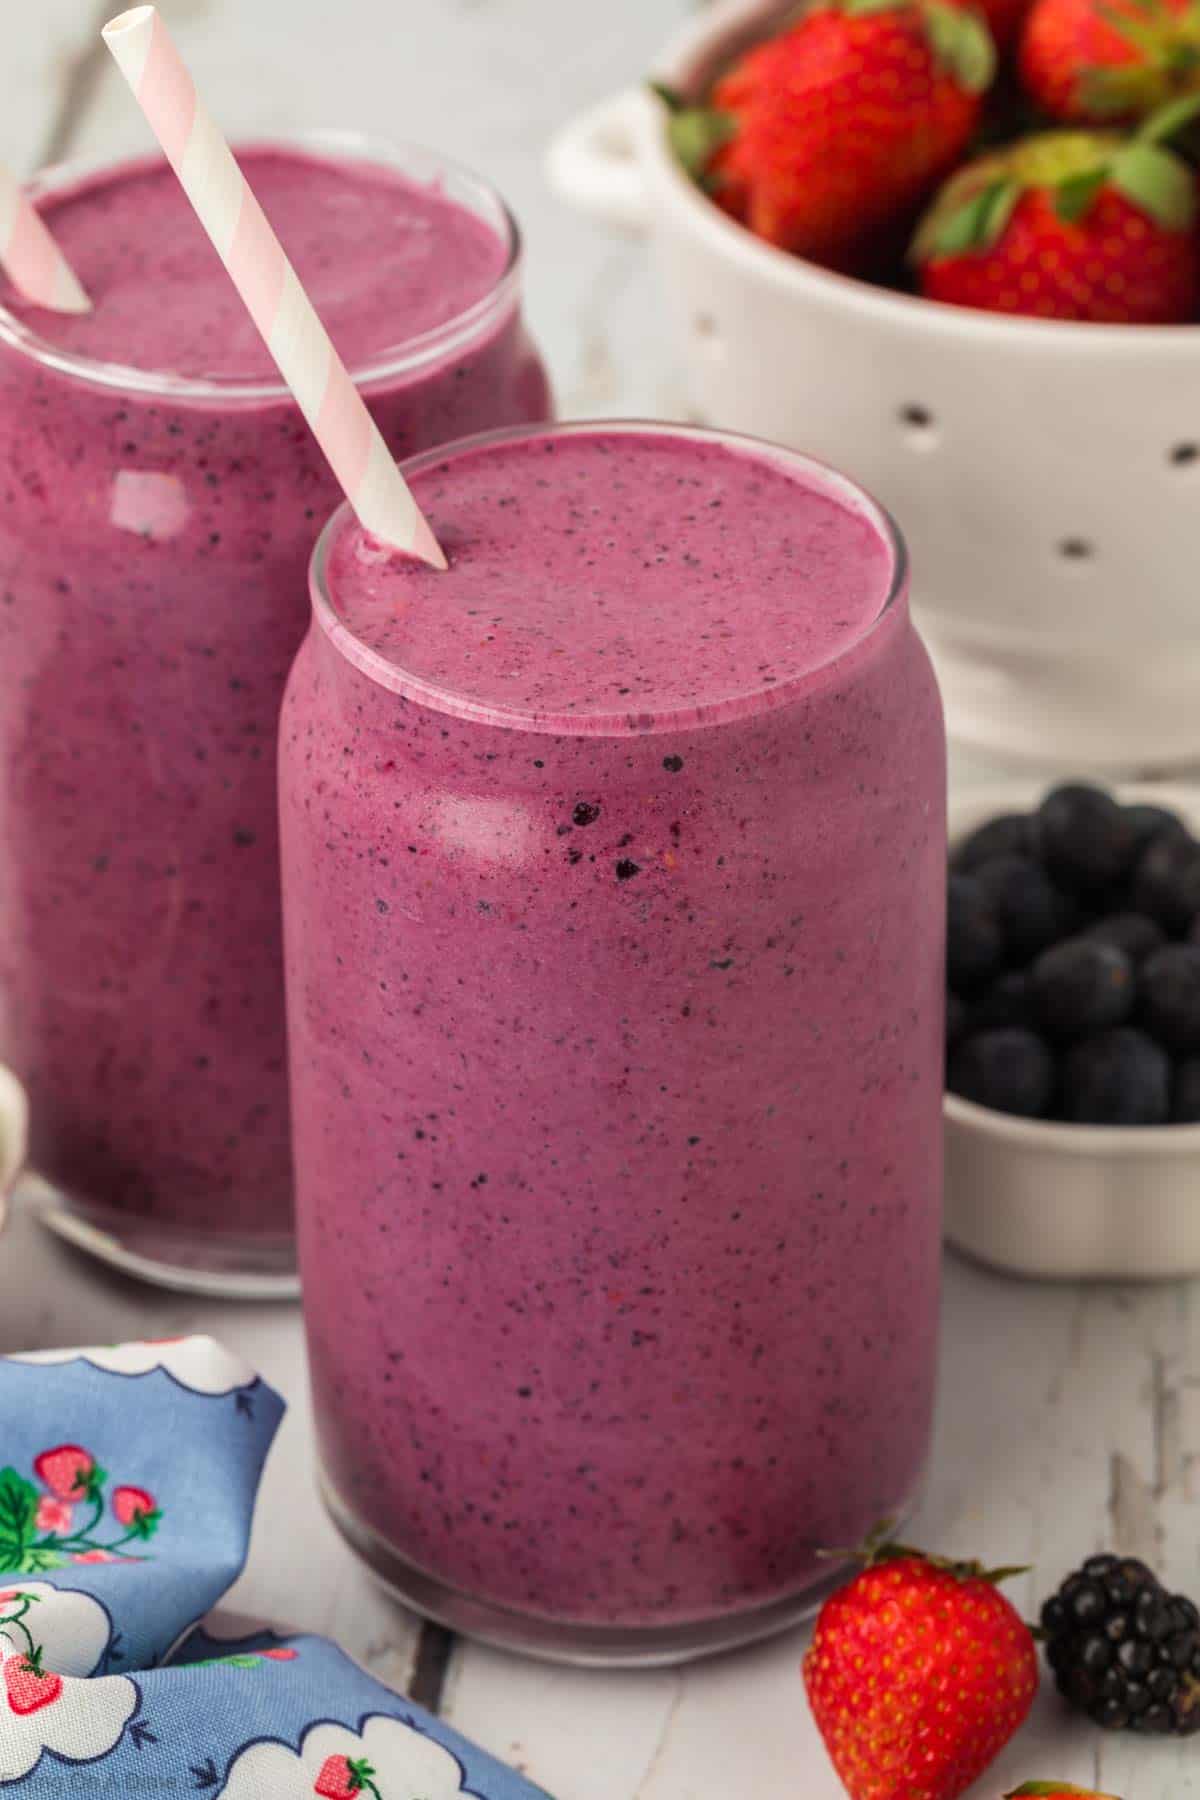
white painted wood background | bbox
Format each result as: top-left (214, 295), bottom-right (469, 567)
top-left (1, 3), bottom-right (1197, 1795)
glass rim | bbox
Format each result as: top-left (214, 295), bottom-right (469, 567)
top-left (0, 129), bottom-right (525, 402)
top-left (308, 418), bottom-right (910, 740)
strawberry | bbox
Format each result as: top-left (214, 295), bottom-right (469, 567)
top-left (314, 1754), bottom-right (381, 1799)
top-left (1005, 1786), bottom-right (1123, 1797)
top-left (33, 1445), bottom-right (96, 1501)
top-left (111, 1485), bottom-right (160, 1537)
top-left (4, 1656), bottom-right (63, 1717)
top-left (1020, 0), bottom-right (1200, 121)
top-left (666, 0), bottom-right (995, 272)
top-left (802, 1534), bottom-right (1038, 1800)
top-left (911, 125), bottom-right (1200, 320)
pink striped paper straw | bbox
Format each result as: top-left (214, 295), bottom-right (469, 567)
top-left (101, 5), bottom-right (446, 570)
top-left (0, 162), bottom-right (90, 314)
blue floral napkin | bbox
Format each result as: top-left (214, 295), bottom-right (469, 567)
top-left (0, 1338), bottom-right (552, 1798)
top-left (0, 1337), bottom-right (283, 1675)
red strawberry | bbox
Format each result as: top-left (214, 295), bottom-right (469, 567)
top-left (1005, 1786), bottom-right (1123, 1797)
top-left (33, 1445), bottom-right (95, 1500)
top-left (679, 0), bottom-right (996, 272)
top-left (1021, 0), bottom-right (1200, 121)
top-left (912, 126), bottom-right (1200, 320)
top-left (4, 1657), bottom-right (63, 1717)
top-left (803, 1535), bottom-right (1039, 1800)
top-left (111, 1485), bottom-right (159, 1535)
top-left (314, 1754), bottom-right (381, 1799)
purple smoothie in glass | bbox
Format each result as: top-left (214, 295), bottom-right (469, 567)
top-left (280, 422), bottom-right (946, 1661)
top-left (0, 138), bottom-right (551, 1292)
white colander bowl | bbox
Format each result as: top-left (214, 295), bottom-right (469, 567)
top-left (549, 0), bottom-right (1200, 772)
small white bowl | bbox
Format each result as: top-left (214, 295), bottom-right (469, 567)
top-left (946, 782), bottom-right (1200, 1281)
top-left (0, 1064), bottom-right (28, 1236)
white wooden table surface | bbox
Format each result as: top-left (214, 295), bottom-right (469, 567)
top-left (3, 3), bottom-right (1198, 1796)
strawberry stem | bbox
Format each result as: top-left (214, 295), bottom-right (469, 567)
top-left (817, 1522), bottom-right (1030, 1584)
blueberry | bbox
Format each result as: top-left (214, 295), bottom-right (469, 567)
top-left (1140, 945), bottom-right (1200, 1053)
top-left (972, 970), bottom-right (1032, 1032)
top-left (1061, 1028), bottom-right (1170, 1125)
top-left (1173, 1059), bottom-right (1200, 1123)
top-left (1125, 803), bottom-right (1188, 859)
top-left (1031, 938), bottom-right (1136, 1040)
top-left (947, 874), bottom-right (1004, 992)
top-left (946, 991), bottom-right (968, 1049)
top-left (947, 1027), bottom-right (1056, 1117)
top-left (974, 855), bottom-right (1075, 961)
top-left (1034, 784), bottom-right (1139, 893)
top-left (1132, 832), bottom-right (1200, 934)
top-left (954, 812), bottom-right (1032, 873)
top-left (1082, 912), bottom-right (1168, 964)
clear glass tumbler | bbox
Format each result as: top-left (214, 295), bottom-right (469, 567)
top-left (0, 135), bottom-right (551, 1296)
top-left (281, 419), bottom-right (946, 1661)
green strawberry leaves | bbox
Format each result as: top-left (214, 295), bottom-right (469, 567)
top-left (1006, 1787), bottom-right (1122, 1798)
top-left (1110, 137), bottom-right (1198, 225)
top-left (1082, 62), bottom-right (1174, 115)
top-left (1054, 165), bottom-right (1111, 219)
top-left (650, 83), bottom-right (736, 177)
top-left (669, 109), bottom-right (736, 177)
top-left (923, 0), bottom-right (997, 91)
top-left (913, 119), bottom-right (1198, 261)
top-left (1140, 86), bottom-right (1200, 143)
top-left (911, 168), bottom-right (1020, 257)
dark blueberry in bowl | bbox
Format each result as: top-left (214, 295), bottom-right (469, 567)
top-left (1140, 945), bottom-right (1200, 1054)
top-left (953, 812), bottom-right (1032, 873)
top-left (1173, 1059), bottom-right (1200, 1124)
top-left (1133, 833), bottom-right (1200, 935)
top-left (947, 874), bottom-right (1003, 992)
top-left (1061, 1028), bottom-right (1171, 1126)
top-left (947, 1027), bottom-right (1056, 1118)
top-left (974, 855), bottom-right (1076, 961)
top-left (1125, 802), bottom-right (1189, 859)
top-left (1031, 938), bottom-right (1136, 1041)
top-left (972, 970), bottom-right (1032, 1033)
top-left (1082, 912), bottom-right (1168, 964)
top-left (1034, 784), bottom-right (1139, 893)
top-left (946, 990), bottom-right (968, 1050)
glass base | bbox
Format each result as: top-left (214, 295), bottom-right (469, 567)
top-left (319, 1464), bottom-right (919, 1668)
top-left (28, 1175), bottom-right (300, 1300)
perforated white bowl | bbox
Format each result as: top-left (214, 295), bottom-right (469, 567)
top-left (945, 782), bottom-right (1200, 1281)
top-left (549, 2), bottom-right (1200, 772)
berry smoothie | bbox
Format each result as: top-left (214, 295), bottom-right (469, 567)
top-left (0, 141), bottom-right (551, 1288)
top-left (281, 423), bottom-right (947, 1658)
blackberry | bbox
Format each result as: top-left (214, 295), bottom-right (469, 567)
top-left (1040, 1554), bottom-right (1200, 1734)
